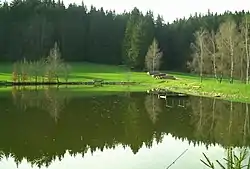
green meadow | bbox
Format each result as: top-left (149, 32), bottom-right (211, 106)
top-left (0, 62), bottom-right (156, 83)
top-left (0, 62), bottom-right (250, 103)
top-left (158, 72), bottom-right (250, 103)
top-left (0, 62), bottom-right (159, 93)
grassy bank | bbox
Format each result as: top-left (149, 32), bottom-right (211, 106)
top-left (0, 62), bottom-right (157, 83)
top-left (0, 62), bottom-right (160, 90)
top-left (157, 72), bottom-right (250, 103)
top-left (0, 62), bottom-right (250, 102)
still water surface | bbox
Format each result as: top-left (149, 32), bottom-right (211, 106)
top-left (0, 87), bottom-right (249, 169)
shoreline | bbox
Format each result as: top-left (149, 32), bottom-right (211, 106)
top-left (0, 79), bottom-right (249, 103)
top-left (0, 80), bottom-right (248, 103)
top-left (156, 81), bottom-right (250, 103)
top-left (0, 81), bottom-right (139, 86)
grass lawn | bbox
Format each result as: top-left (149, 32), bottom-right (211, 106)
top-left (0, 62), bottom-right (157, 83)
top-left (0, 62), bottom-right (160, 91)
top-left (0, 62), bottom-right (250, 103)
top-left (157, 72), bottom-right (250, 103)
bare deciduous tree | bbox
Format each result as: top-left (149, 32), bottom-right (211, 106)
top-left (12, 43), bottom-right (71, 84)
top-left (145, 38), bottom-right (162, 72)
top-left (215, 27), bottom-right (227, 83)
top-left (190, 28), bottom-right (207, 82)
top-left (46, 42), bottom-right (63, 83)
top-left (204, 30), bottom-right (218, 79)
top-left (188, 18), bottom-right (249, 84)
top-left (240, 15), bottom-right (250, 84)
top-left (217, 18), bottom-right (240, 84)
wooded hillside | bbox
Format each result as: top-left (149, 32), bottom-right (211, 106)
top-left (0, 0), bottom-right (249, 77)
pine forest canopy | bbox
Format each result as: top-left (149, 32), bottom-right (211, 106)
top-left (0, 0), bottom-right (249, 74)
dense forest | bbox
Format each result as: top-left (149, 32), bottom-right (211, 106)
top-left (0, 0), bottom-right (250, 78)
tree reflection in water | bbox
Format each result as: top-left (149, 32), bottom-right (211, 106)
top-left (0, 91), bottom-right (249, 167)
top-left (11, 86), bottom-right (70, 122)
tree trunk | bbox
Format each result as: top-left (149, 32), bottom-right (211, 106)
top-left (229, 37), bottom-right (234, 84)
top-left (212, 54), bottom-right (217, 79)
top-left (153, 40), bottom-right (156, 72)
top-left (200, 37), bottom-right (203, 83)
top-left (212, 39), bottom-right (217, 79)
top-left (219, 52), bottom-right (224, 83)
top-left (246, 17), bottom-right (249, 84)
top-left (245, 17), bottom-right (249, 84)
top-left (241, 52), bottom-right (244, 82)
top-left (247, 52), bottom-right (249, 84)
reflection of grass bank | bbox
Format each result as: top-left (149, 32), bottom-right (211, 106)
top-left (0, 85), bottom-right (147, 98)
top-left (0, 85), bottom-right (150, 94)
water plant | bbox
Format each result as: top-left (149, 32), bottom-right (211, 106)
top-left (201, 148), bottom-right (250, 169)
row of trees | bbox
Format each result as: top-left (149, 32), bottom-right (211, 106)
top-left (1, 0), bottom-right (250, 72)
top-left (189, 15), bottom-right (250, 83)
top-left (12, 43), bottom-right (70, 83)
top-left (2, 0), bottom-right (250, 79)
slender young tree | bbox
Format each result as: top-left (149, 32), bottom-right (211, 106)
top-left (190, 28), bottom-right (207, 82)
top-left (240, 15), bottom-right (250, 84)
top-left (145, 38), bottom-right (162, 72)
top-left (215, 27), bottom-right (227, 83)
top-left (204, 30), bottom-right (218, 79)
top-left (217, 18), bottom-right (239, 84)
top-left (46, 42), bottom-right (63, 83)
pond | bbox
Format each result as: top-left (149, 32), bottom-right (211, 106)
top-left (0, 87), bottom-right (249, 169)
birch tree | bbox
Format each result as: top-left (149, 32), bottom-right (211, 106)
top-left (215, 28), bottom-right (227, 83)
top-left (217, 18), bottom-right (239, 84)
top-left (190, 28), bottom-right (207, 82)
top-left (204, 30), bottom-right (218, 79)
top-left (240, 15), bottom-right (250, 84)
top-left (145, 38), bottom-right (162, 72)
